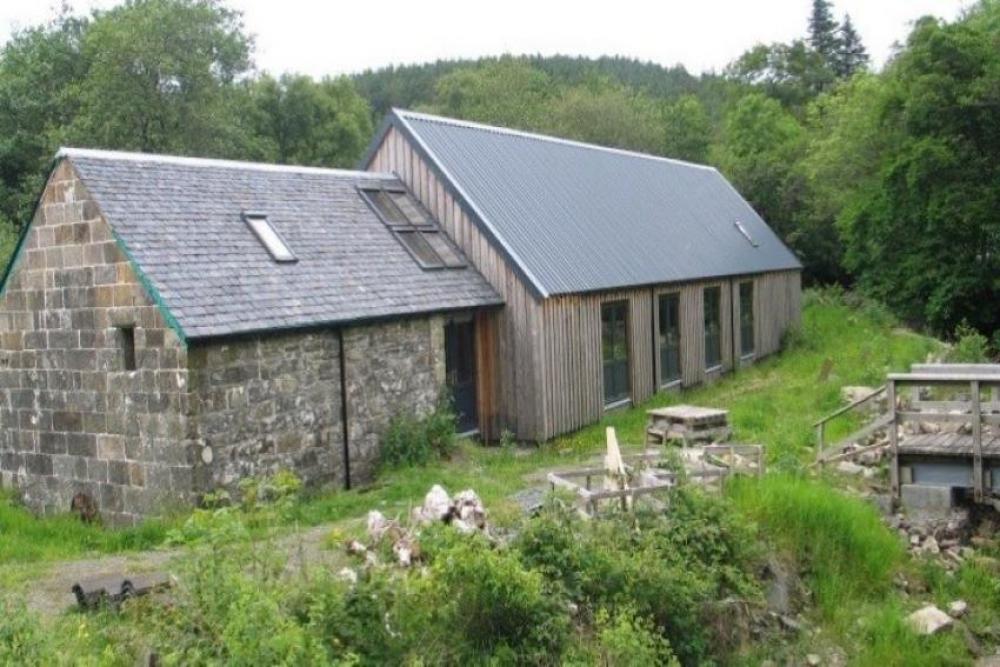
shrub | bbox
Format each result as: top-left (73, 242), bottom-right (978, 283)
top-left (515, 490), bottom-right (761, 664)
top-left (591, 607), bottom-right (679, 667)
top-left (0, 598), bottom-right (51, 665)
top-left (378, 398), bottom-right (457, 471)
top-left (400, 531), bottom-right (571, 663)
top-left (948, 321), bottom-right (990, 363)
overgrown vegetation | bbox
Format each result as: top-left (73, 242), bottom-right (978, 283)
top-left (2, 294), bottom-right (995, 664)
top-left (378, 398), bottom-right (457, 471)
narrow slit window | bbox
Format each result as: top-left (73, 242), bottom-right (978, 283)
top-left (243, 212), bottom-right (297, 263)
top-left (119, 326), bottom-right (136, 371)
top-left (704, 286), bottom-right (722, 369)
top-left (360, 186), bottom-right (467, 270)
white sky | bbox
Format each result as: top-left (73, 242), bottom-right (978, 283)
top-left (1, 0), bottom-right (974, 77)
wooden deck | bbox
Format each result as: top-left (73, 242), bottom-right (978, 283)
top-left (899, 433), bottom-right (1000, 458)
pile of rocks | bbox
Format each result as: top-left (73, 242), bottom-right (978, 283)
top-left (340, 484), bottom-right (489, 578)
top-left (887, 507), bottom-right (975, 569)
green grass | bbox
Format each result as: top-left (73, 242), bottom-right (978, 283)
top-left (728, 474), bottom-right (906, 615)
top-left (0, 490), bottom-right (171, 565)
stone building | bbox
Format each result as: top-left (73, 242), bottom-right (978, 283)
top-left (1, 110), bottom-right (802, 522)
top-left (0, 150), bottom-right (500, 523)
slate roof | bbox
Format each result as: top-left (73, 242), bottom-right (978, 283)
top-left (371, 110), bottom-right (802, 298)
top-left (60, 148), bottom-right (502, 340)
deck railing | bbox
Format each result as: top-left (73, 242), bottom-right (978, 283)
top-left (887, 365), bottom-right (1000, 502)
top-left (813, 385), bottom-right (887, 462)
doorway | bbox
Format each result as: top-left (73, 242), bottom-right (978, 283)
top-left (445, 318), bottom-right (478, 434)
top-left (601, 301), bottom-right (631, 406)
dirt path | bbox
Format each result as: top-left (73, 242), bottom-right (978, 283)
top-left (22, 523), bottom-right (343, 620)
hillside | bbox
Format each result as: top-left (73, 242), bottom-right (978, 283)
top-left (7, 291), bottom-right (1000, 665)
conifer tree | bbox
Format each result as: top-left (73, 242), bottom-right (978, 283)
top-left (835, 14), bottom-right (870, 77)
top-left (808, 0), bottom-right (839, 64)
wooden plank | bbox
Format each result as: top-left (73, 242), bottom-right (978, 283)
top-left (973, 379), bottom-right (983, 502)
top-left (889, 380), bottom-right (899, 496)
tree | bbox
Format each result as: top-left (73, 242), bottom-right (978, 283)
top-left (712, 93), bottom-right (806, 244)
top-left (661, 95), bottom-right (712, 163)
top-left (249, 74), bottom-right (373, 168)
top-left (808, 0), bottom-right (839, 64)
top-left (539, 77), bottom-right (663, 153)
top-left (0, 10), bottom-right (89, 230)
top-left (834, 14), bottom-right (869, 77)
top-left (837, 5), bottom-right (1000, 334)
top-left (67, 0), bottom-right (253, 156)
top-left (725, 40), bottom-right (834, 108)
top-left (432, 58), bottom-right (553, 130)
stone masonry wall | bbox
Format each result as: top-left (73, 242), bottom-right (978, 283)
top-left (0, 161), bottom-right (193, 525)
top-left (343, 316), bottom-right (446, 484)
top-left (187, 331), bottom-right (343, 490)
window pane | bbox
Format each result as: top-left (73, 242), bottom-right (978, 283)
top-left (390, 192), bottom-right (432, 226)
top-left (365, 189), bottom-right (410, 225)
top-left (704, 287), bottom-right (721, 368)
top-left (396, 230), bottom-right (443, 268)
top-left (422, 231), bottom-right (466, 268)
top-left (740, 281), bottom-right (754, 355)
top-left (245, 215), bottom-right (296, 262)
top-left (658, 293), bottom-right (680, 383)
top-left (602, 302), bottom-right (630, 403)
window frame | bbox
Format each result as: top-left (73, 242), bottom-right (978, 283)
top-left (703, 286), bottom-right (722, 370)
top-left (739, 280), bottom-right (755, 357)
top-left (601, 300), bottom-right (631, 408)
top-left (656, 291), bottom-right (682, 388)
top-left (358, 185), bottom-right (467, 270)
top-left (242, 212), bottom-right (297, 263)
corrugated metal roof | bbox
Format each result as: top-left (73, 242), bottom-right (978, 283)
top-left (386, 109), bottom-right (802, 298)
top-left (61, 148), bottom-right (502, 339)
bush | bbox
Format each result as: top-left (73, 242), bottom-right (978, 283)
top-left (515, 490), bottom-right (761, 664)
top-left (948, 321), bottom-right (990, 363)
top-left (378, 398), bottom-right (457, 471)
top-left (399, 530), bottom-right (571, 663)
top-left (0, 598), bottom-right (50, 665)
top-left (590, 607), bottom-right (679, 667)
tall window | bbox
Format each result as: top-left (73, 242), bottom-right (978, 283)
top-left (601, 301), bottom-right (630, 405)
top-left (703, 286), bottom-right (722, 369)
top-left (657, 293), bottom-right (681, 385)
top-left (739, 281), bottom-right (755, 356)
top-left (118, 326), bottom-right (136, 371)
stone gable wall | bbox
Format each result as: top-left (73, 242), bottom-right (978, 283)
top-left (0, 159), bottom-right (457, 522)
top-left (0, 161), bottom-right (193, 524)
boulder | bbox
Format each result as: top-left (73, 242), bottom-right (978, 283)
top-left (907, 605), bottom-right (953, 635)
top-left (949, 600), bottom-right (969, 619)
top-left (836, 461), bottom-right (866, 476)
top-left (841, 386), bottom-right (877, 405)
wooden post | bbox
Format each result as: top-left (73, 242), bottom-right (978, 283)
top-left (888, 380), bottom-right (899, 497)
top-left (972, 379), bottom-right (983, 503)
top-left (815, 422), bottom-right (825, 463)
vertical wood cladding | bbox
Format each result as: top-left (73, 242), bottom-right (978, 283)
top-left (369, 129), bottom-right (804, 443)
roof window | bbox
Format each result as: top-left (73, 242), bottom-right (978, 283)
top-left (243, 212), bottom-right (297, 263)
top-left (360, 186), bottom-right (466, 270)
top-left (734, 220), bottom-right (759, 248)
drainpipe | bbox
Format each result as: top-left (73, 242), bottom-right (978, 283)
top-left (337, 329), bottom-right (351, 490)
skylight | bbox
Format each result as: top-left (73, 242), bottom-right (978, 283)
top-left (243, 212), bottom-right (297, 263)
top-left (734, 220), bottom-right (759, 248)
top-left (359, 186), bottom-right (467, 270)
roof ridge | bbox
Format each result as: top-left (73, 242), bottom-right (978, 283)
top-left (392, 108), bottom-right (717, 172)
top-left (58, 147), bottom-right (396, 179)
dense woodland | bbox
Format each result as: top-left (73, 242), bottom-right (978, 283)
top-left (1, 0), bottom-right (998, 342)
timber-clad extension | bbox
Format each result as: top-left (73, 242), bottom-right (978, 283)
top-left (364, 110), bottom-right (802, 441)
top-left (1, 109), bottom-right (800, 520)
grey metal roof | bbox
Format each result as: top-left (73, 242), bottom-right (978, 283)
top-left (379, 109), bottom-right (802, 298)
top-left (61, 148), bottom-right (502, 340)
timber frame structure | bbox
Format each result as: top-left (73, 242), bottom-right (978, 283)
top-left (363, 110), bottom-right (803, 442)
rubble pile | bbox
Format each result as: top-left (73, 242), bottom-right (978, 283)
top-left (340, 485), bottom-right (489, 574)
